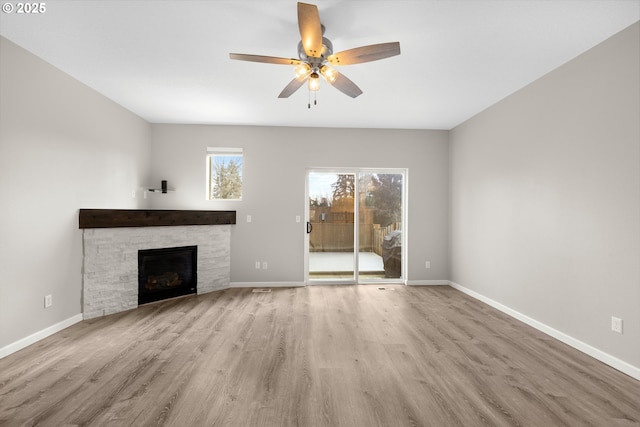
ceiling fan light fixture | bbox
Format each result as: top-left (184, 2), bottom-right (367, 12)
top-left (320, 65), bottom-right (337, 83)
top-left (294, 63), bottom-right (311, 79)
top-left (308, 72), bottom-right (320, 91)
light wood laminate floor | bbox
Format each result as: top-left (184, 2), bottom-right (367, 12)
top-left (1, 286), bottom-right (638, 426)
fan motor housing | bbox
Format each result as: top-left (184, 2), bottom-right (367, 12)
top-left (298, 36), bottom-right (333, 66)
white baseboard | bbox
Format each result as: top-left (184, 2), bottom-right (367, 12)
top-left (0, 313), bottom-right (83, 359)
top-left (229, 281), bottom-right (306, 288)
top-left (407, 280), bottom-right (449, 286)
top-left (448, 281), bottom-right (640, 381)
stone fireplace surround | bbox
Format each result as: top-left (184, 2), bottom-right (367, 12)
top-left (79, 210), bottom-right (235, 319)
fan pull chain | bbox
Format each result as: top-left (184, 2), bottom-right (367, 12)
top-left (307, 87), bottom-right (318, 109)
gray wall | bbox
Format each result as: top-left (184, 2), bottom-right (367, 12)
top-left (149, 125), bottom-right (450, 284)
top-left (0, 37), bottom-right (151, 350)
top-left (449, 23), bottom-right (640, 368)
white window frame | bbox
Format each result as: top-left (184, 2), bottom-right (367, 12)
top-left (206, 147), bottom-right (243, 201)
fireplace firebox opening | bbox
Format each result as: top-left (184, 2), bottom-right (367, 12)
top-left (138, 245), bottom-right (197, 305)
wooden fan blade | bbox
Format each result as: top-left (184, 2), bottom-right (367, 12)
top-left (278, 76), bottom-right (308, 98)
top-left (230, 53), bottom-right (301, 66)
top-left (298, 2), bottom-right (323, 57)
top-left (327, 42), bottom-right (401, 65)
top-left (327, 72), bottom-right (363, 98)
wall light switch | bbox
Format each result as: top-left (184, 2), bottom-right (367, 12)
top-left (247, 215), bottom-right (252, 223)
top-left (296, 215), bottom-right (301, 223)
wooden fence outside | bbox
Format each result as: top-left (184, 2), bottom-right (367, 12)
top-left (309, 222), bottom-right (401, 255)
top-left (372, 222), bottom-right (402, 256)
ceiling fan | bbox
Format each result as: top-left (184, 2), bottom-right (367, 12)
top-left (229, 2), bottom-right (401, 106)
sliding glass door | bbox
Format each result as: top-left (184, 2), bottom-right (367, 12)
top-left (306, 169), bottom-right (405, 284)
top-left (307, 172), bottom-right (356, 281)
top-left (358, 172), bottom-right (404, 280)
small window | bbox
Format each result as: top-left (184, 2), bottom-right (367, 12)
top-left (207, 147), bottom-right (243, 200)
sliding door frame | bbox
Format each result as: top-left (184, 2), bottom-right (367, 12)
top-left (304, 167), bottom-right (408, 285)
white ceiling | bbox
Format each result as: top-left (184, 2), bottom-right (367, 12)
top-left (1, 1), bottom-right (638, 130)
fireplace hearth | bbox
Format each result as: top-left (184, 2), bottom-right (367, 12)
top-left (138, 245), bottom-right (197, 305)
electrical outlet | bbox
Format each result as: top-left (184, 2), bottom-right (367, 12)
top-left (255, 261), bottom-right (261, 269)
top-left (611, 316), bottom-right (623, 334)
top-left (44, 294), bottom-right (52, 308)
top-left (296, 215), bottom-right (301, 223)
top-left (247, 215), bottom-right (252, 223)
top-left (425, 261), bottom-right (431, 269)
top-left (131, 190), bottom-right (136, 198)
top-left (262, 261), bottom-right (268, 270)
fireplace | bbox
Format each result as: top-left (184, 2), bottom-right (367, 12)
top-left (81, 210), bottom-right (234, 319)
top-left (138, 245), bottom-right (197, 305)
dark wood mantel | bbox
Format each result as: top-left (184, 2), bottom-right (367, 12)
top-left (79, 209), bottom-right (236, 229)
